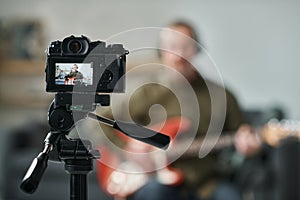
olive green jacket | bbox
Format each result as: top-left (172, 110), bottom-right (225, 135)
top-left (98, 73), bottom-right (243, 192)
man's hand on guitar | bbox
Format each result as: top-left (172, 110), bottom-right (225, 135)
top-left (234, 124), bottom-right (262, 157)
top-left (106, 162), bottom-right (148, 199)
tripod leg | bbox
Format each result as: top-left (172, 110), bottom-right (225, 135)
top-left (70, 174), bottom-right (87, 200)
top-left (61, 138), bottom-right (97, 200)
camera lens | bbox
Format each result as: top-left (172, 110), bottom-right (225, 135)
top-left (68, 40), bottom-right (82, 53)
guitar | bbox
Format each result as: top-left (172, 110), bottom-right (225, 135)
top-left (96, 117), bottom-right (300, 199)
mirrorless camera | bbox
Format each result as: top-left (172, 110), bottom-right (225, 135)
top-left (45, 35), bottom-right (128, 93)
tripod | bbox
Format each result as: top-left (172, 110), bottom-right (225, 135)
top-left (20, 93), bottom-right (170, 200)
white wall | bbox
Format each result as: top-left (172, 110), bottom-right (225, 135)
top-left (1, 0), bottom-right (300, 119)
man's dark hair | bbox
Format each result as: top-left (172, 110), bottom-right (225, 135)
top-left (168, 20), bottom-right (200, 46)
top-left (158, 20), bottom-right (202, 57)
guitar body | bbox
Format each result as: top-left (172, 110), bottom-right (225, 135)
top-left (96, 118), bottom-right (300, 198)
top-left (96, 117), bottom-right (189, 197)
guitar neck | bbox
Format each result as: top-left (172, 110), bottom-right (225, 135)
top-left (170, 119), bottom-right (300, 158)
top-left (169, 132), bottom-right (235, 158)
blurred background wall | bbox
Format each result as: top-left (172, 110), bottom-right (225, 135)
top-left (1, 0), bottom-right (299, 124)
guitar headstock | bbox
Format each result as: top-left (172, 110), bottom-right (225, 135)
top-left (262, 119), bottom-right (300, 146)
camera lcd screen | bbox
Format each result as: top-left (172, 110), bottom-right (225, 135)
top-left (55, 63), bottom-right (93, 86)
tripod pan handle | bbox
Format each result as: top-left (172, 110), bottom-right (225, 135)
top-left (20, 152), bottom-right (49, 194)
top-left (113, 120), bottom-right (170, 150)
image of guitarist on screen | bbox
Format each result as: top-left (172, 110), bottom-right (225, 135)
top-left (64, 64), bottom-right (84, 85)
top-left (97, 20), bottom-right (262, 200)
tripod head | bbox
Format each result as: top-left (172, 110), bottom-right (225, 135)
top-left (20, 92), bottom-right (170, 198)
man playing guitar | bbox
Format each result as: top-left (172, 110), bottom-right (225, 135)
top-left (97, 21), bottom-right (262, 200)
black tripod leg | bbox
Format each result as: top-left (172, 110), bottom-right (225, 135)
top-left (63, 142), bottom-right (95, 200)
top-left (70, 174), bottom-right (87, 200)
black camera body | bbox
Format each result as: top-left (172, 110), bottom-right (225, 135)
top-left (45, 35), bottom-right (128, 93)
